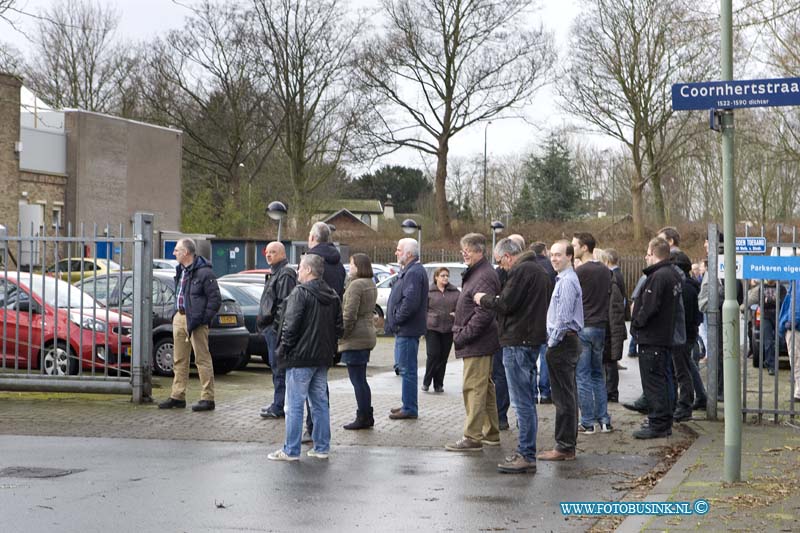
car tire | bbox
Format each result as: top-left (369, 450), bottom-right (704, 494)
top-left (153, 337), bottom-right (175, 377)
top-left (213, 357), bottom-right (240, 375)
top-left (42, 341), bottom-right (78, 376)
top-left (373, 305), bottom-right (385, 331)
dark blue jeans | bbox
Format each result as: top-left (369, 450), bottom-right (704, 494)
top-left (503, 346), bottom-right (539, 461)
top-left (395, 336), bottom-right (419, 416)
top-left (265, 328), bottom-right (285, 413)
top-left (492, 348), bottom-right (510, 424)
top-left (538, 344), bottom-right (551, 398)
top-left (346, 363), bottom-right (372, 412)
top-left (761, 316), bottom-right (777, 370)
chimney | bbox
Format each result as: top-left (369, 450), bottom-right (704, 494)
top-left (383, 194), bottom-right (394, 220)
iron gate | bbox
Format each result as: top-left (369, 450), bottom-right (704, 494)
top-left (0, 213), bottom-right (153, 403)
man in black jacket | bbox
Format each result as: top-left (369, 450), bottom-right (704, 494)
top-left (630, 237), bottom-right (682, 439)
top-left (307, 221), bottom-right (346, 298)
top-left (159, 238), bottom-right (222, 412)
top-left (258, 242), bottom-right (298, 418)
top-left (671, 251), bottom-right (702, 422)
top-left (268, 254), bottom-right (343, 462)
top-left (475, 238), bottom-right (552, 473)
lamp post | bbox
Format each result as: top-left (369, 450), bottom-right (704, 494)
top-left (401, 218), bottom-right (422, 261)
top-left (483, 121), bottom-right (492, 225)
top-left (490, 220), bottom-right (505, 264)
top-left (267, 201), bottom-right (288, 242)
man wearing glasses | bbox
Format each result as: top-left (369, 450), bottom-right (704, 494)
top-left (159, 238), bottom-right (221, 412)
top-left (445, 233), bottom-right (501, 452)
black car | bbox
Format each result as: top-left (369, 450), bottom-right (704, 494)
top-left (77, 271), bottom-right (250, 376)
top-left (218, 281), bottom-right (269, 368)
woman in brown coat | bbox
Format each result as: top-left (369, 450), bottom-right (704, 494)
top-left (424, 267), bottom-right (460, 392)
top-left (338, 253), bottom-right (378, 429)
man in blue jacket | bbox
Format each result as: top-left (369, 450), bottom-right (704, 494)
top-left (779, 281), bottom-right (800, 401)
top-left (159, 238), bottom-right (222, 412)
top-left (385, 238), bottom-right (428, 419)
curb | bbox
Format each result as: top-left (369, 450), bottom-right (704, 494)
top-left (616, 423), bottom-right (709, 532)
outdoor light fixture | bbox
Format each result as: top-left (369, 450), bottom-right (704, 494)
top-left (490, 220), bottom-right (505, 264)
top-left (401, 218), bottom-right (422, 260)
top-left (267, 201), bottom-right (288, 241)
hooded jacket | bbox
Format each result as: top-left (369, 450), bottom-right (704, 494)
top-left (257, 259), bottom-right (297, 333)
top-left (631, 259), bottom-right (682, 347)
top-left (307, 242), bottom-right (346, 298)
top-left (479, 252), bottom-right (551, 347)
top-left (277, 278), bottom-right (343, 369)
top-left (174, 256), bottom-right (221, 334)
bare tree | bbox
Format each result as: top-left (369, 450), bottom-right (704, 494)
top-left (140, 1), bottom-right (277, 235)
top-left (358, 0), bottom-right (555, 239)
top-left (250, 0), bottom-right (364, 226)
top-left (560, 0), bottom-right (715, 240)
top-left (22, 0), bottom-right (131, 113)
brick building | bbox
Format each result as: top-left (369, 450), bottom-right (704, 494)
top-left (0, 72), bottom-right (182, 268)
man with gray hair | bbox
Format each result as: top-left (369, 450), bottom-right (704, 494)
top-left (386, 237), bottom-right (428, 419)
top-left (268, 254), bottom-right (343, 461)
top-left (474, 237), bottom-right (552, 472)
top-left (307, 221), bottom-right (346, 298)
top-left (159, 238), bottom-right (221, 412)
top-left (445, 233), bottom-right (501, 452)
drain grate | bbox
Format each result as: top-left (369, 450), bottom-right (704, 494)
top-left (0, 467), bottom-right (85, 479)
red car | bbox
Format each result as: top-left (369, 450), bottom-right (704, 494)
top-left (0, 272), bottom-right (132, 376)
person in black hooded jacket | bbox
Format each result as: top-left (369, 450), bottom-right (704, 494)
top-left (670, 251), bottom-right (703, 421)
top-left (307, 221), bottom-right (346, 298)
top-left (269, 254), bottom-right (343, 462)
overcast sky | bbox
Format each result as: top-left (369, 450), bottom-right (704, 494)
top-left (3, 0), bottom-right (617, 173)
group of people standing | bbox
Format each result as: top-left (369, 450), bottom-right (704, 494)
top-left (156, 221), bottom-right (723, 472)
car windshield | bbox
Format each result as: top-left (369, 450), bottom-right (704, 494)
top-left (24, 274), bottom-right (98, 308)
top-left (220, 283), bottom-right (261, 306)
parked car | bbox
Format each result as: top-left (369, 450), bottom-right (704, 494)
top-left (76, 271), bottom-right (250, 376)
top-left (153, 259), bottom-right (179, 271)
top-left (344, 263), bottom-right (392, 285)
top-left (217, 280), bottom-right (268, 367)
top-left (45, 257), bottom-right (121, 283)
top-left (0, 272), bottom-right (132, 375)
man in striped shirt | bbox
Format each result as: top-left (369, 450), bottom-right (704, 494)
top-left (537, 240), bottom-right (584, 461)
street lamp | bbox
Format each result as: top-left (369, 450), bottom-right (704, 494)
top-left (490, 220), bottom-right (505, 264)
top-left (267, 201), bottom-right (288, 242)
top-left (483, 121), bottom-right (492, 225)
top-left (401, 218), bottom-right (422, 261)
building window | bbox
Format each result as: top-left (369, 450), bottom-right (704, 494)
top-left (360, 213), bottom-right (371, 226)
top-left (52, 206), bottom-right (62, 228)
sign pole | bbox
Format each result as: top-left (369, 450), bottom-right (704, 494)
top-left (720, 0), bottom-right (741, 483)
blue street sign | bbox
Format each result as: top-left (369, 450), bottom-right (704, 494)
top-left (735, 237), bottom-right (766, 254)
top-left (672, 77), bottom-right (800, 111)
top-left (742, 256), bottom-right (800, 280)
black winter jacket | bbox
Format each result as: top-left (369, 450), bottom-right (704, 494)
top-left (605, 268), bottom-right (628, 360)
top-left (631, 260), bottom-right (682, 347)
top-left (257, 259), bottom-right (297, 332)
top-left (174, 256), bottom-right (221, 335)
top-left (307, 242), bottom-right (346, 298)
top-left (276, 278), bottom-right (343, 369)
top-left (682, 277), bottom-right (702, 343)
top-left (534, 254), bottom-right (558, 286)
top-left (479, 252), bottom-right (551, 347)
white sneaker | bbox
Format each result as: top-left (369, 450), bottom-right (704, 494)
top-left (600, 423), bottom-right (613, 433)
top-left (307, 449), bottom-right (329, 459)
top-left (268, 449), bottom-right (299, 462)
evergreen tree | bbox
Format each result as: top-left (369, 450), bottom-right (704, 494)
top-left (514, 136), bottom-right (581, 221)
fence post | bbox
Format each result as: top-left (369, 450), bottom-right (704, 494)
top-left (132, 213), bottom-right (154, 403)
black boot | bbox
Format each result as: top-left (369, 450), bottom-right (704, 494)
top-left (343, 410), bottom-right (370, 430)
top-left (367, 407), bottom-right (374, 427)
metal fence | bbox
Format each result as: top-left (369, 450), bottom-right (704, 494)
top-left (0, 213), bottom-right (153, 402)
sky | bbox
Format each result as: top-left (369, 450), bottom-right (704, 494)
top-left (1, 0), bottom-right (614, 173)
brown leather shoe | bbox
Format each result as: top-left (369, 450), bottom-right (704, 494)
top-left (536, 448), bottom-right (576, 461)
top-left (388, 410), bottom-right (418, 420)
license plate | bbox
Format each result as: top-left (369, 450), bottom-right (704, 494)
top-left (126, 346), bottom-right (132, 356)
top-left (219, 315), bottom-right (237, 325)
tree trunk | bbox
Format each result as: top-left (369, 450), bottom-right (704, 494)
top-left (631, 179), bottom-right (645, 242)
top-left (435, 137), bottom-right (453, 240)
top-left (650, 172), bottom-right (666, 226)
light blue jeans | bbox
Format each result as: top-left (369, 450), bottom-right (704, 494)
top-left (394, 336), bottom-right (419, 416)
top-left (503, 346), bottom-right (539, 461)
top-left (576, 327), bottom-right (610, 427)
top-left (283, 366), bottom-right (330, 457)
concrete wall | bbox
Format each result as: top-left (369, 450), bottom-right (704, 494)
top-left (0, 73), bottom-right (22, 230)
top-left (65, 111), bottom-right (182, 239)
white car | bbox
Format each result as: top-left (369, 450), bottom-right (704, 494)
top-left (374, 262), bottom-right (467, 321)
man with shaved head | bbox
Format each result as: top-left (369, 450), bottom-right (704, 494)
top-left (258, 241), bottom-right (298, 418)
